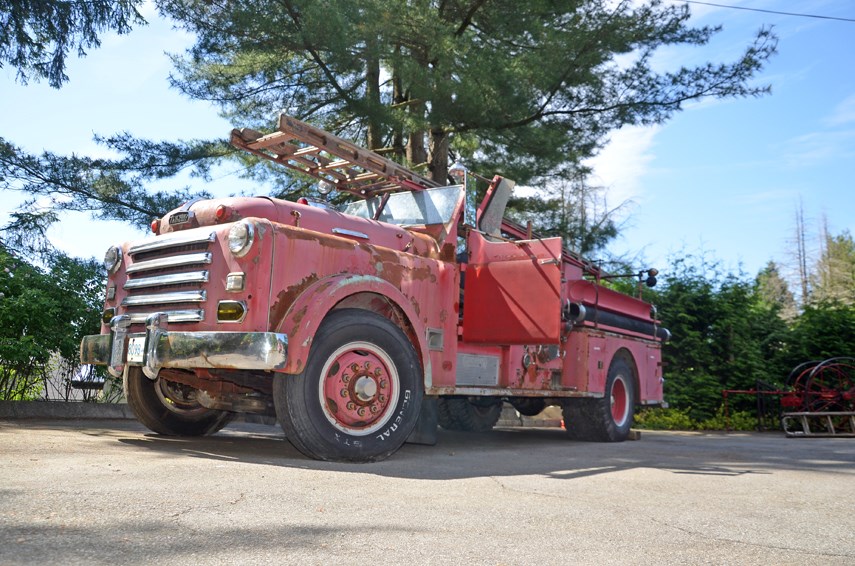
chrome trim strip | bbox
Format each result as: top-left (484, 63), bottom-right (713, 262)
top-left (122, 290), bottom-right (206, 307)
top-left (124, 270), bottom-right (209, 289)
top-left (332, 227), bottom-right (369, 239)
top-left (128, 231), bottom-right (216, 256)
top-left (128, 310), bottom-right (205, 324)
top-left (126, 252), bottom-right (212, 274)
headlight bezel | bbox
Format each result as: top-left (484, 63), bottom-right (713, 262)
top-left (227, 221), bottom-right (255, 258)
top-left (104, 246), bottom-right (122, 274)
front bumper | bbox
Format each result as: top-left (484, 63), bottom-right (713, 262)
top-left (80, 313), bottom-right (288, 380)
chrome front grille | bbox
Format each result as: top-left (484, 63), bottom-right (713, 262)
top-left (122, 231), bottom-right (216, 324)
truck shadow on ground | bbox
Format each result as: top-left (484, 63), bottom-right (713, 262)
top-left (115, 422), bottom-right (855, 481)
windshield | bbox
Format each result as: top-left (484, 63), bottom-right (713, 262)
top-left (342, 185), bottom-right (464, 226)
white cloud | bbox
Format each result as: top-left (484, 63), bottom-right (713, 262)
top-left (585, 125), bottom-right (661, 205)
top-left (826, 94), bottom-right (855, 127)
top-left (780, 129), bottom-right (855, 168)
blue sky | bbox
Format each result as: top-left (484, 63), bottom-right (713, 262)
top-left (1, 1), bottom-right (853, 282)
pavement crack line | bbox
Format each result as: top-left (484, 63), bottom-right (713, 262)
top-left (169, 493), bottom-right (247, 531)
top-left (487, 478), bottom-right (853, 560)
top-left (648, 517), bottom-right (853, 559)
top-left (487, 476), bottom-right (570, 501)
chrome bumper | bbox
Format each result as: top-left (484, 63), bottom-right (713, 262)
top-left (80, 314), bottom-right (288, 380)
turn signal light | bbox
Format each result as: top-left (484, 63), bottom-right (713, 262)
top-left (102, 308), bottom-right (116, 325)
top-left (217, 301), bottom-right (246, 322)
top-left (151, 218), bottom-right (161, 234)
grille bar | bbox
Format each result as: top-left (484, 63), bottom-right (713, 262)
top-left (122, 290), bottom-right (206, 307)
top-left (124, 270), bottom-right (209, 290)
top-left (127, 310), bottom-right (205, 324)
top-left (129, 231), bottom-right (216, 256)
top-left (126, 252), bottom-right (212, 274)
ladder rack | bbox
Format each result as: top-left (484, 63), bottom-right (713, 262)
top-left (230, 114), bottom-right (440, 198)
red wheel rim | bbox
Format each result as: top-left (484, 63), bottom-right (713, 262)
top-left (318, 341), bottom-right (399, 436)
top-left (611, 375), bottom-right (629, 427)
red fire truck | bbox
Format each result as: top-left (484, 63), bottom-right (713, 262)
top-left (80, 115), bottom-right (669, 462)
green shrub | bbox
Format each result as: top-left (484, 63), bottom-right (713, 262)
top-left (697, 407), bottom-right (758, 431)
top-left (634, 407), bottom-right (696, 430)
top-left (635, 406), bottom-right (761, 431)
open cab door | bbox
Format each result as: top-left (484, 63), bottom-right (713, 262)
top-left (461, 177), bottom-right (563, 344)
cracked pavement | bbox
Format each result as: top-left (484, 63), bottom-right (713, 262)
top-left (1, 419), bottom-right (853, 565)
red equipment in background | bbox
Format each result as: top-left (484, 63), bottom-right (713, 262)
top-left (722, 357), bottom-right (855, 437)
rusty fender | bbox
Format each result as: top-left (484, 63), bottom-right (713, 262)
top-left (275, 274), bottom-right (432, 386)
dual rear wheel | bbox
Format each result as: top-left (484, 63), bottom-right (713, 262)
top-left (563, 356), bottom-right (636, 442)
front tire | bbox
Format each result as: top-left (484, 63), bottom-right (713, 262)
top-left (124, 367), bottom-right (233, 436)
top-left (562, 356), bottom-right (636, 442)
top-left (274, 309), bottom-right (423, 462)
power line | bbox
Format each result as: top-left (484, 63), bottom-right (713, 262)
top-left (682, 1), bottom-right (855, 23)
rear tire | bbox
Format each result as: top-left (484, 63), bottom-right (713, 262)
top-left (274, 309), bottom-right (423, 462)
top-left (438, 397), bottom-right (503, 432)
top-left (124, 367), bottom-right (233, 436)
top-left (562, 357), bottom-right (636, 442)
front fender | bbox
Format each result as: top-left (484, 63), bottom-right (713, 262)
top-left (276, 274), bottom-right (431, 384)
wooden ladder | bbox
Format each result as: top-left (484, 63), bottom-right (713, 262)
top-left (230, 114), bottom-right (439, 198)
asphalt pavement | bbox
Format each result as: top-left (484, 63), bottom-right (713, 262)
top-left (1, 419), bottom-right (853, 565)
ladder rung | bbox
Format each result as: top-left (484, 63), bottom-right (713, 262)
top-left (230, 114), bottom-right (440, 197)
top-left (293, 146), bottom-right (321, 157)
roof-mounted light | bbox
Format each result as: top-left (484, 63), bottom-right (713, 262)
top-left (448, 162), bottom-right (467, 184)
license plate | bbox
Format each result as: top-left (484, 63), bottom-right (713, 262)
top-left (127, 336), bottom-right (146, 363)
top-left (169, 211), bottom-right (190, 225)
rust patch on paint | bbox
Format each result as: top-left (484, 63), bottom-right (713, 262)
top-left (409, 295), bottom-right (421, 317)
top-left (440, 243), bottom-right (456, 262)
top-left (270, 273), bottom-right (321, 329)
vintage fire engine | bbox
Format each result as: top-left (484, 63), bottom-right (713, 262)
top-left (80, 115), bottom-right (669, 462)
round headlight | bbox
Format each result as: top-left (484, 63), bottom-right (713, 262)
top-left (228, 222), bottom-right (255, 257)
top-left (104, 246), bottom-right (122, 274)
